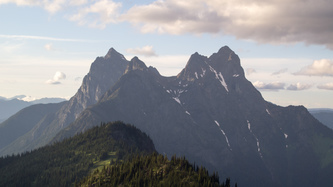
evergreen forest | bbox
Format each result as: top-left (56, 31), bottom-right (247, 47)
top-left (0, 121), bottom-right (235, 186)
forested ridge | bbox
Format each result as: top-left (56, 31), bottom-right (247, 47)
top-left (0, 121), bottom-right (155, 186)
top-left (78, 152), bottom-right (235, 187)
top-left (0, 121), bottom-right (234, 186)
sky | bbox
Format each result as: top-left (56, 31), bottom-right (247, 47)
top-left (0, 0), bottom-right (332, 108)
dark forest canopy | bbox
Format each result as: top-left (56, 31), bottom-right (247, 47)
top-left (0, 121), bottom-right (234, 186)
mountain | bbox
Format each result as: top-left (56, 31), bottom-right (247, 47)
top-left (309, 108), bottom-right (333, 129)
top-left (0, 99), bottom-right (30, 123)
top-left (0, 121), bottom-right (155, 186)
top-left (31, 97), bottom-right (67, 104)
top-left (0, 97), bottom-right (66, 123)
top-left (0, 48), bottom-right (128, 156)
top-left (52, 46), bottom-right (333, 187)
top-left (0, 102), bottom-right (66, 153)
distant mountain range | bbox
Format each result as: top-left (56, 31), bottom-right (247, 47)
top-left (1, 46), bottom-right (333, 187)
top-left (309, 109), bottom-right (333, 129)
top-left (0, 96), bottom-right (66, 123)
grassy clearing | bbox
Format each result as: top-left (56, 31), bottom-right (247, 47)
top-left (90, 151), bottom-right (118, 173)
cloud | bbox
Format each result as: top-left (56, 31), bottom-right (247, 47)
top-left (121, 0), bottom-right (333, 49)
top-left (317, 83), bottom-right (333, 90)
top-left (245, 68), bottom-right (256, 75)
top-left (0, 41), bottom-right (23, 53)
top-left (0, 34), bottom-right (98, 42)
top-left (74, 77), bottom-right (82, 81)
top-left (0, 0), bottom-right (66, 14)
top-left (68, 0), bottom-right (121, 29)
top-left (272, 68), bottom-right (288, 76)
top-left (253, 81), bottom-right (285, 91)
top-left (0, 0), bottom-right (121, 29)
top-left (3, 0), bottom-right (333, 49)
top-left (286, 83), bottom-right (312, 91)
top-left (126, 46), bottom-right (157, 57)
top-left (294, 59), bottom-right (333, 76)
top-left (44, 43), bottom-right (55, 51)
top-left (46, 71), bottom-right (66, 84)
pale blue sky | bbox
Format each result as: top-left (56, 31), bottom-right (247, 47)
top-left (0, 0), bottom-right (332, 108)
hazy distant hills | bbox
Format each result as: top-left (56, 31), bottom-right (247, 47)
top-left (1, 46), bottom-right (333, 187)
top-left (0, 97), bottom-right (66, 123)
top-left (309, 109), bottom-right (333, 129)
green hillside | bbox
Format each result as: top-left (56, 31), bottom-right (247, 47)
top-left (0, 121), bottom-right (155, 186)
top-left (78, 153), bottom-right (233, 187)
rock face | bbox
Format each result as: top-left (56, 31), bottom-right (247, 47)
top-left (52, 46), bottom-right (333, 187)
top-left (0, 48), bottom-right (128, 156)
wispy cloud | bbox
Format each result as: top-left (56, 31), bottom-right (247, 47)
top-left (245, 68), bottom-right (256, 76)
top-left (317, 83), bottom-right (333, 90)
top-left (252, 81), bottom-right (285, 91)
top-left (0, 0), bottom-right (66, 14)
top-left (286, 83), bottom-right (312, 91)
top-left (46, 71), bottom-right (66, 85)
top-left (68, 0), bottom-right (121, 29)
top-left (126, 46), bottom-right (157, 57)
top-left (44, 43), bottom-right (55, 51)
top-left (0, 34), bottom-right (98, 42)
top-left (294, 59), bottom-right (333, 76)
top-left (0, 41), bottom-right (23, 53)
top-left (272, 68), bottom-right (288, 76)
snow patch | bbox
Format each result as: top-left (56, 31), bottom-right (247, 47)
top-left (284, 133), bottom-right (288, 139)
top-left (173, 97), bottom-right (181, 105)
top-left (208, 65), bottom-right (229, 92)
top-left (195, 72), bottom-right (199, 79)
top-left (220, 129), bottom-right (232, 150)
top-left (185, 111), bottom-right (191, 115)
top-left (201, 68), bottom-right (206, 77)
top-left (215, 120), bottom-right (232, 150)
top-left (247, 120), bottom-right (263, 158)
top-left (218, 72), bottom-right (229, 92)
top-left (233, 74), bottom-right (239, 77)
top-left (266, 109), bottom-right (271, 115)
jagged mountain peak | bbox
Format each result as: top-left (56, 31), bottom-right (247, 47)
top-left (209, 45), bottom-right (237, 63)
top-left (177, 52), bottom-right (208, 81)
top-left (104, 47), bottom-right (126, 60)
top-left (125, 56), bottom-right (148, 74)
